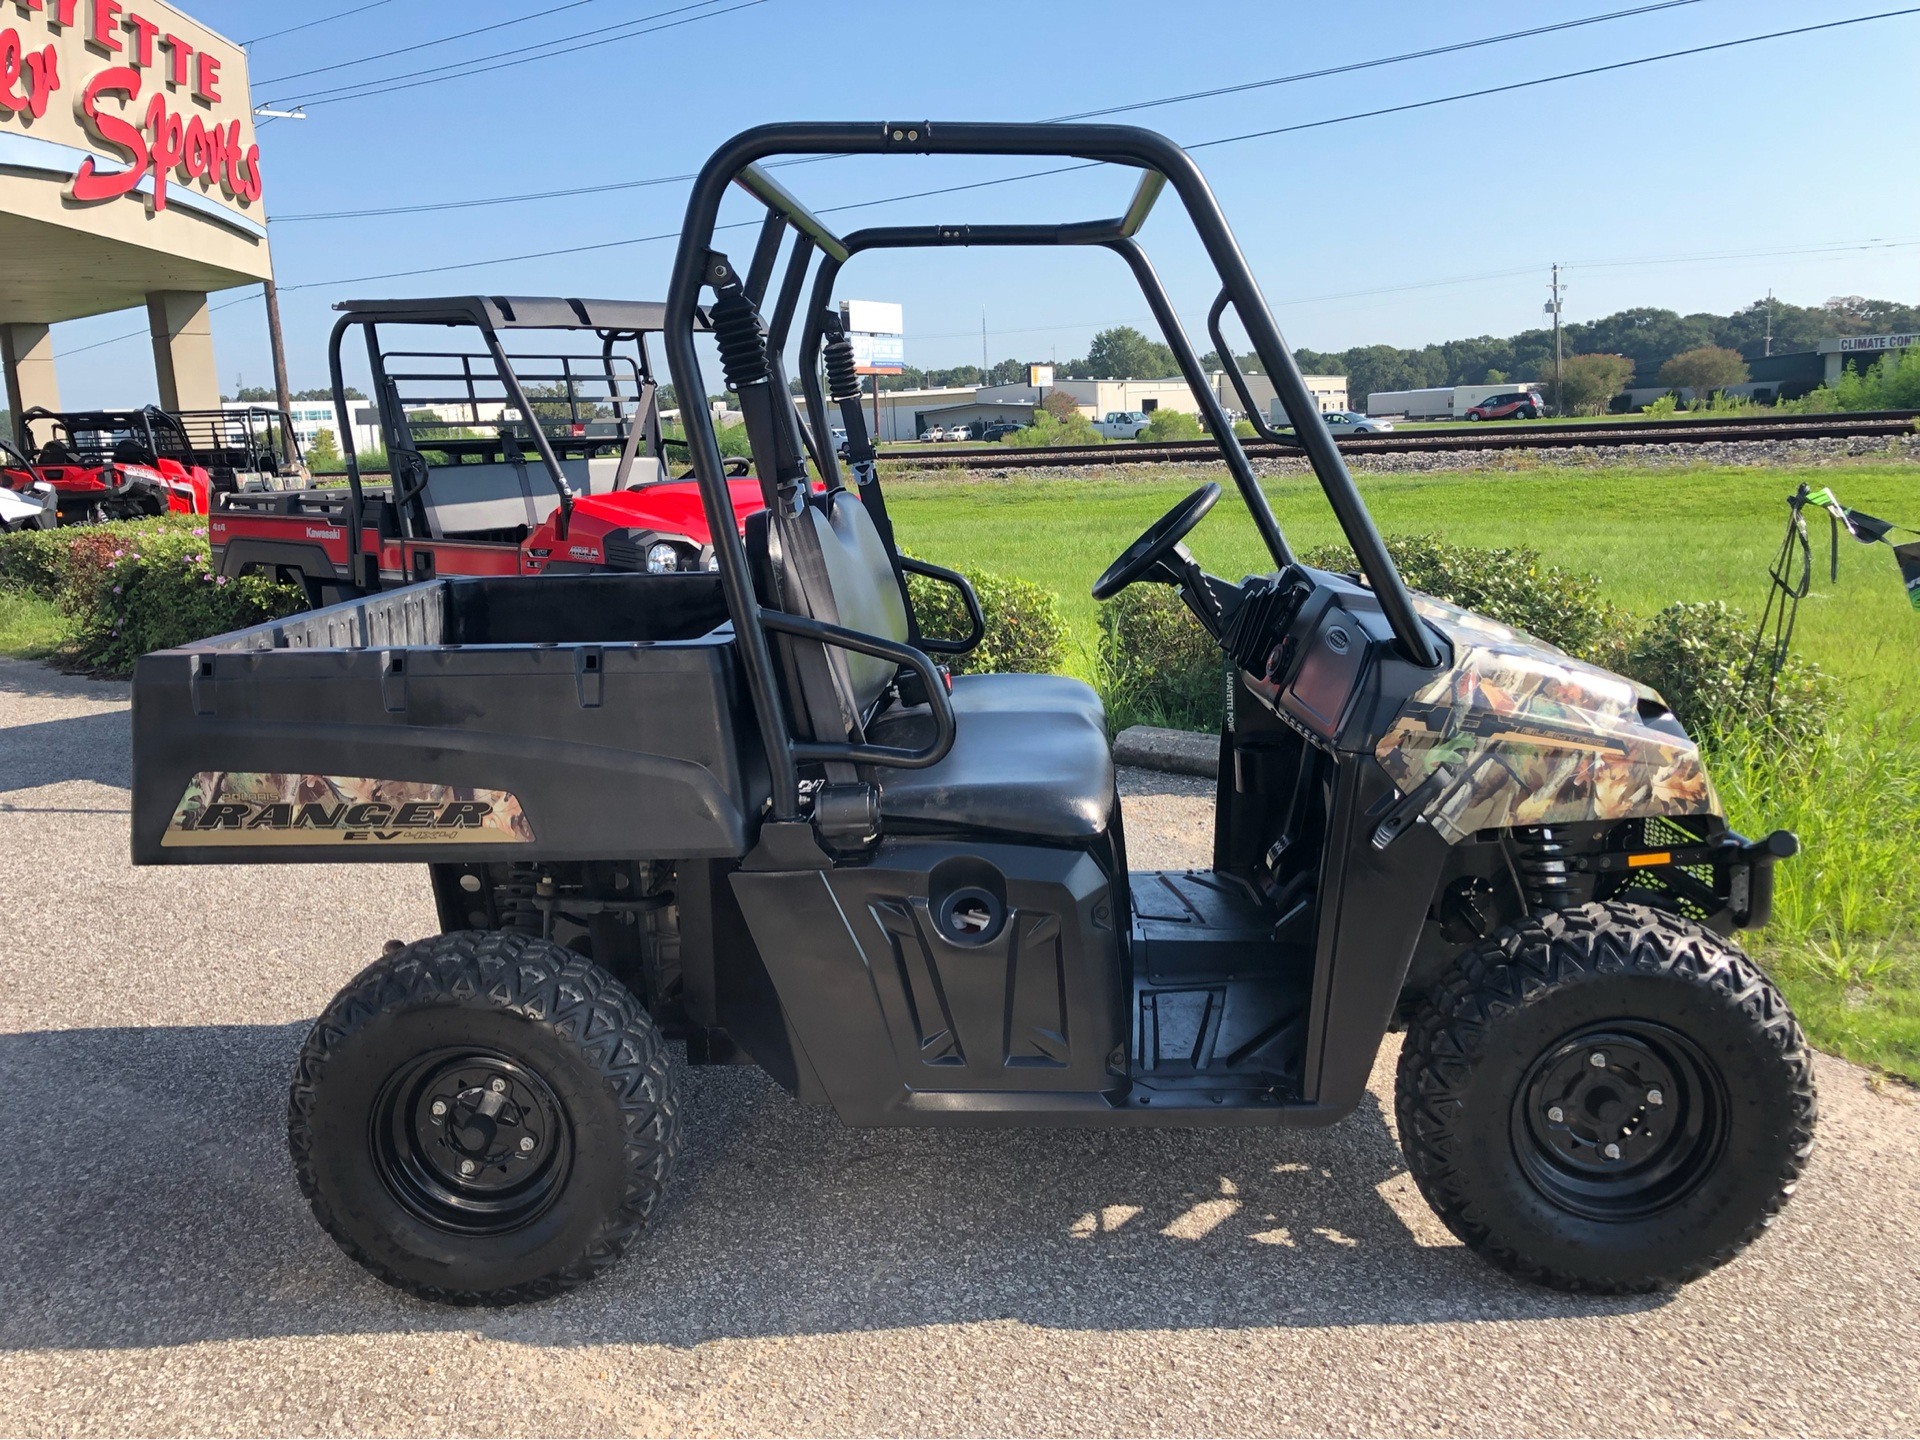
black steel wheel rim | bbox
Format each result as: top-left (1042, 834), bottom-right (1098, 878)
top-left (1511, 1021), bottom-right (1727, 1221)
top-left (371, 1047), bottom-right (574, 1236)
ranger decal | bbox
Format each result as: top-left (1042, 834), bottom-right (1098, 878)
top-left (163, 772), bottom-right (534, 847)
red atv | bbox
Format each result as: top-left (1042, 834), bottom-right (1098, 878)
top-left (211, 296), bottom-right (766, 606)
top-left (21, 407), bottom-right (217, 523)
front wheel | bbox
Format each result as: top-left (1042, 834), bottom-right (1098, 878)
top-left (289, 931), bottom-right (681, 1305)
top-left (1396, 902), bottom-right (1815, 1293)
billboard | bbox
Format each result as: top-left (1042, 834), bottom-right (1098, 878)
top-left (841, 300), bottom-right (904, 375)
top-left (1028, 364), bottom-right (1055, 387)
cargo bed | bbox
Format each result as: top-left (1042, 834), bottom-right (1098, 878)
top-left (130, 573), bottom-right (764, 866)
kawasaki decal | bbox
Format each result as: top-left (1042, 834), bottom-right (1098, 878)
top-left (164, 772), bottom-right (533, 847)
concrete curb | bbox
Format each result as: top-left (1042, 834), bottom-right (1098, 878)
top-left (1112, 724), bottom-right (1218, 779)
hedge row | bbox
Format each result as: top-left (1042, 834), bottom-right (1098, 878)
top-left (0, 517), bottom-right (303, 674)
top-left (1098, 535), bottom-right (1834, 743)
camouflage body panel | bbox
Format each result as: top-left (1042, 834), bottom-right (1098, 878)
top-left (163, 772), bottom-right (534, 847)
top-left (1376, 598), bottom-right (1717, 845)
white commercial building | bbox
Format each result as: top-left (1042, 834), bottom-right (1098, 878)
top-left (228, 399), bottom-right (382, 459)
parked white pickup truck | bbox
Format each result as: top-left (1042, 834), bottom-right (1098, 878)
top-left (1093, 410), bottom-right (1152, 439)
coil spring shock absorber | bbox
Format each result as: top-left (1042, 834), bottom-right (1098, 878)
top-left (824, 329), bottom-right (861, 406)
top-left (709, 288), bottom-right (769, 393)
top-left (1511, 825), bottom-right (1580, 913)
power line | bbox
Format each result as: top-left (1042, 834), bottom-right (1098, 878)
top-left (264, 0), bottom-right (750, 109)
top-left (271, 8), bottom-right (1920, 290)
top-left (60, 290), bottom-right (263, 358)
top-left (256, 0), bottom-right (619, 87)
top-left (1047, 0), bottom-right (1703, 121)
top-left (270, 0), bottom-right (1701, 224)
top-left (242, 1), bottom-right (393, 48)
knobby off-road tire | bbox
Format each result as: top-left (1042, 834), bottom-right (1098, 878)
top-left (1396, 902), bottom-right (1815, 1293)
top-left (288, 930), bottom-right (681, 1305)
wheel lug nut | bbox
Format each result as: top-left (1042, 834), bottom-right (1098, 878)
top-left (1589, 1051), bottom-right (1608, 1068)
top-left (1603, 1143), bottom-right (1622, 1160)
top-left (519, 1136), bottom-right (536, 1152)
top-left (459, 1159), bottom-right (477, 1176)
top-left (1646, 1088), bottom-right (1664, 1107)
top-left (1546, 1106), bottom-right (1565, 1123)
top-left (430, 1100), bottom-right (447, 1117)
top-left (489, 1078), bottom-right (507, 1093)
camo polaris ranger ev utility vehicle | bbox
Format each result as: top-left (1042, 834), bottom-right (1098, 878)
top-left (129, 122), bottom-right (1815, 1306)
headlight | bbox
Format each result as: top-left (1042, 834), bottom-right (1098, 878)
top-left (646, 541), bottom-right (680, 574)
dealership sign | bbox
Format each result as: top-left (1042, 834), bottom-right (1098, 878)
top-left (0, 0), bottom-right (260, 226)
top-left (840, 299), bottom-right (904, 376)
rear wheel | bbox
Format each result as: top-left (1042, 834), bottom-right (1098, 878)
top-left (1396, 902), bottom-right (1814, 1292)
top-left (289, 930), bottom-right (680, 1305)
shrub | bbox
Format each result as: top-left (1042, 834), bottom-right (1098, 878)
top-left (1830, 344), bottom-right (1920, 411)
top-left (62, 523), bottom-right (305, 675)
top-left (1625, 600), bottom-right (1834, 743)
top-left (1097, 584), bottom-right (1223, 732)
top-left (1300, 533), bottom-right (1625, 662)
top-left (1232, 418), bottom-right (1258, 439)
top-left (0, 516), bottom-right (193, 600)
top-left (1006, 410), bottom-right (1103, 447)
top-left (905, 563), bottom-right (1068, 676)
top-left (0, 525), bottom-right (79, 599)
top-left (1143, 408), bottom-right (1202, 442)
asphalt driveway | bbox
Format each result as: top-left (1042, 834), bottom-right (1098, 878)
top-left (2, 657), bottom-right (1916, 1437)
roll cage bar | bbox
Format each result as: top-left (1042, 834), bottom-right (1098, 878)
top-left (663, 121), bottom-right (1444, 823)
top-left (325, 295), bottom-right (699, 590)
top-left (21, 405), bottom-right (197, 465)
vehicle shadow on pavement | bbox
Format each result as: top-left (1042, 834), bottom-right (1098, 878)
top-left (0, 1023), bottom-right (1665, 1354)
top-left (0, 711), bottom-right (133, 796)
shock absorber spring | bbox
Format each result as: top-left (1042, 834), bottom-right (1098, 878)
top-left (709, 288), bottom-right (769, 393)
top-left (824, 331), bottom-right (861, 405)
top-left (1511, 825), bottom-right (1580, 913)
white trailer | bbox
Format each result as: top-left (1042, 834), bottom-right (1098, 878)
top-left (1365, 387), bottom-right (1453, 419)
top-left (1366, 383), bottom-right (1540, 420)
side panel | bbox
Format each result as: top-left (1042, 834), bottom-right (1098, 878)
top-left (729, 840), bottom-right (1126, 1125)
top-left (131, 640), bottom-right (756, 865)
top-left (1302, 757), bottom-right (1451, 1113)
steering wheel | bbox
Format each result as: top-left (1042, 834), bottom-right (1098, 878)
top-left (1091, 482), bottom-right (1220, 600)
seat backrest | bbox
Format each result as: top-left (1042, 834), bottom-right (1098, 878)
top-left (749, 488), bottom-right (911, 743)
top-left (803, 491), bottom-right (909, 715)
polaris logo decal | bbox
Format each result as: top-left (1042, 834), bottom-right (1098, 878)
top-left (163, 772), bottom-right (533, 847)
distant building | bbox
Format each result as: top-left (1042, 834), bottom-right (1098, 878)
top-left (226, 399), bottom-right (382, 459)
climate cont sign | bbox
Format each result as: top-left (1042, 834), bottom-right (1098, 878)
top-left (0, 0), bottom-right (260, 233)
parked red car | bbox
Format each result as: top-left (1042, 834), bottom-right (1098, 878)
top-left (1464, 390), bottom-right (1546, 421)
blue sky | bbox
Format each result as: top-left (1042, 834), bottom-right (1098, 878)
top-left (55, 0), bottom-right (1920, 404)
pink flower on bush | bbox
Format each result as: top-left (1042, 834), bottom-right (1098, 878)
top-left (111, 585), bottom-right (122, 595)
top-left (214, 575), bottom-right (229, 586)
top-left (190, 527), bottom-right (208, 537)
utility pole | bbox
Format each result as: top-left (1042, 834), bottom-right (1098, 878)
top-left (264, 277), bottom-right (292, 416)
top-left (1764, 288), bottom-right (1775, 357)
top-left (1546, 265), bottom-right (1565, 415)
top-left (982, 311), bottom-right (988, 374)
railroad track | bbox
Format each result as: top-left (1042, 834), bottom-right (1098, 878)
top-left (884, 410), bottom-right (1918, 471)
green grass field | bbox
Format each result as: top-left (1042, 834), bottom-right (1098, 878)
top-left (884, 459), bottom-right (1919, 713)
top-left (886, 458), bottom-right (1920, 1080)
top-left (0, 589), bottom-right (60, 660)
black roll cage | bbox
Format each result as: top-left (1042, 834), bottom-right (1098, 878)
top-left (326, 295), bottom-right (692, 590)
top-left (663, 121), bottom-right (1443, 823)
top-left (21, 405), bottom-right (197, 466)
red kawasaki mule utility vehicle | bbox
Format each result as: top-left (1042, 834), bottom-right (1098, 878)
top-left (210, 296), bottom-right (765, 607)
